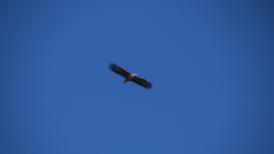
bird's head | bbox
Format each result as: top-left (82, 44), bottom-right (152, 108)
top-left (130, 73), bottom-right (137, 77)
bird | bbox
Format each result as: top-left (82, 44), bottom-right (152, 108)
top-left (109, 63), bottom-right (152, 89)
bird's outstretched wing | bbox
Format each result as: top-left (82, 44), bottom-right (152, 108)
top-left (132, 77), bottom-right (152, 89)
top-left (109, 63), bottom-right (131, 78)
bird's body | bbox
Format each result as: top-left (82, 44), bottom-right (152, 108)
top-left (109, 63), bottom-right (152, 89)
top-left (123, 73), bottom-right (137, 83)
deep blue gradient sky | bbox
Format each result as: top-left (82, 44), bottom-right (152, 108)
top-left (1, 0), bottom-right (274, 154)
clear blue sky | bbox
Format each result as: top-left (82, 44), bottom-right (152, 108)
top-left (1, 0), bottom-right (274, 154)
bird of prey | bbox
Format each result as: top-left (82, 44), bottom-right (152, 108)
top-left (109, 63), bottom-right (152, 89)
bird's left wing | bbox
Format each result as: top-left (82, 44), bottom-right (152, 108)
top-left (132, 77), bottom-right (152, 89)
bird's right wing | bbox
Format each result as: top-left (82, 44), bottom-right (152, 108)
top-left (109, 63), bottom-right (131, 78)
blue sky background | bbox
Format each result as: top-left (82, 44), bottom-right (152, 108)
top-left (1, 0), bottom-right (274, 154)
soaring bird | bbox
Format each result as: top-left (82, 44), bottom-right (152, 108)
top-left (109, 63), bottom-right (152, 89)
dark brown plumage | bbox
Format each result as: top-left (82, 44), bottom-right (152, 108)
top-left (109, 63), bottom-right (152, 89)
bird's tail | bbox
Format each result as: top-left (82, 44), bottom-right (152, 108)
top-left (123, 80), bottom-right (128, 84)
